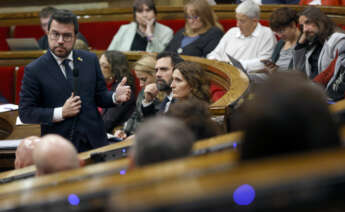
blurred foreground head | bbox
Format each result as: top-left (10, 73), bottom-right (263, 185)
top-left (15, 136), bottom-right (41, 169)
top-left (237, 72), bottom-right (340, 160)
top-left (33, 134), bottom-right (80, 176)
top-left (131, 117), bottom-right (195, 168)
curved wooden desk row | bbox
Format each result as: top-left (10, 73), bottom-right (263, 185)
top-left (0, 5), bottom-right (345, 26)
top-left (1, 145), bottom-right (345, 211)
top-left (0, 50), bottom-right (250, 115)
top-left (0, 150), bottom-right (239, 210)
top-left (0, 130), bottom-right (242, 184)
top-left (110, 147), bottom-right (345, 211)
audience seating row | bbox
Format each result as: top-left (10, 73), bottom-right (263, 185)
top-left (0, 51), bottom-right (248, 119)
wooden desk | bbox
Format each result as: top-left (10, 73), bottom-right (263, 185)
top-left (110, 147), bottom-right (345, 211)
top-left (0, 110), bottom-right (40, 170)
top-left (0, 149), bottom-right (238, 210)
top-left (0, 130), bottom-right (242, 185)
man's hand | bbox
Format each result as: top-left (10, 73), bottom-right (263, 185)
top-left (114, 130), bottom-right (127, 140)
top-left (62, 93), bottom-right (82, 119)
top-left (115, 77), bottom-right (131, 103)
top-left (145, 18), bottom-right (155, 39)
top-left (144, 83), bottom-right (158, 103)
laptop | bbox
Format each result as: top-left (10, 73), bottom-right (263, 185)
top-left (6, 38), bottom-right (40, 51)
top-left (226, 53), bottom-right (246, 73)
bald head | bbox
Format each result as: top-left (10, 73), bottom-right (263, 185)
top-left (15, 136), bottom-right (41, 169)
top-left (33, 134), bottom-right (80, 176)
top-left (132, 117), bottom-right (195, 167)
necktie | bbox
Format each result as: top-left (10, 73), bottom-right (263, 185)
top-left (62, 59), bottom-right (74, 89)
top-left (62, 59), bottom-right (73, 80)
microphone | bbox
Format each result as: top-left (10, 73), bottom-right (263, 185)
top-left (72, 68), bottom-right (79, 96)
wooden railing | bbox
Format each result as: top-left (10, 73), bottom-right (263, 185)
top-left (0, 51), bottom-right (250, 116)
top-left (0, 5), bottom-right (345, 26)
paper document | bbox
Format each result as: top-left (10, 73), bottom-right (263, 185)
top-left (0, 104), bottom-right (18, 113)
top-left (0, 139), bottom-right (21, 149)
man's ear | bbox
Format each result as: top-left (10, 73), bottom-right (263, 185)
top-left (79, 159), bottom-right (85, 167)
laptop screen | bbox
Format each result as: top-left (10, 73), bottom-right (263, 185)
top-left (226, 53), bottom-right (246, 73)
top-left (6, 38), bottom-right (40, 51)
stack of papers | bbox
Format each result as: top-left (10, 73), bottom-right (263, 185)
top-left (0, 139), bottom-right (21, 150)
top-left (0, 104), bottom-right (18, 113)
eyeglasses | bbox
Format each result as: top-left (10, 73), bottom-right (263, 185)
top-left (49, 31), bottom-right (74, 42)
top-left (185, 15), bottom-right (199, 20)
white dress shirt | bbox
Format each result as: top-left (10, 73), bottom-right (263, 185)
top-left (207, 23), bottom-right (277, 72)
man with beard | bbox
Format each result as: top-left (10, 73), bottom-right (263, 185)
top-left (19, 10), bottom-right (131, 152)
top-left (293, 6), bottom-right (345, 80)
top-left (141, 51), bottom-right (183, 117)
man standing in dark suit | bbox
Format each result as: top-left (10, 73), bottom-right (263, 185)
top-left (19, 10), bottom-right (131, 152)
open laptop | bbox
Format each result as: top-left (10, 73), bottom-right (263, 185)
top-left (226, 53), bottom-right (246, 73)
top-left (6, 38), bottom-right (40, 51)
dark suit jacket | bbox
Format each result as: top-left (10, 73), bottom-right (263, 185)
top-left (142, 95), bottom-right (172, 118)
top-left (165, 26), bottom-right (223, 58)
top-left (19, 50), bottom-right (114, 150)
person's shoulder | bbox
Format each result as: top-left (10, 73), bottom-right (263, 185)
top-left (207, 26), bottom-right (224, 34)
top-left (74, 49), bottom-right (97, 60)
top-left (26, 51), bottom-right (51, 69)
top-left (222, 26), bottom-right (239, 38)
top-left (155, 22), bottom-right (174, 34)
top-left (323, 32), bottom-right (345, 50)
top-left (119, 22), bottom-right (136, 30)
top-left (259, 24), bottom-right (274, 33)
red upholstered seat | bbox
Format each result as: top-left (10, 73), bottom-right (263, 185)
top-left (158, 20), bottom-right (186, 33)
top-left (0, 66), bottom-right (15, 103)
top-left (210, 82), bottom-right (226, 103)
top-left (14, 25), bottom-right (44, 40)
top-left (219, 19), bottom-right (237, 32)
top-left (0, 27), bottom-right (10, 51)
top-left (15, 66), bottom-right (25, 105)
top-left (79, 21), bottom-right (130, 50)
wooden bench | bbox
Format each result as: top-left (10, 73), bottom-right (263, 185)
top-left (0, 130), bottom-right (242, 184)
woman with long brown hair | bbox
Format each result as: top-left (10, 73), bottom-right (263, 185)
top-left (171, 61), bottom-right (210, 103)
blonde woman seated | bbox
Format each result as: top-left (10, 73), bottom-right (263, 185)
top-left (107, 0), bottom-right (173, 53)
top-left (121, 54), bottom-right (160, 137)
top-left (165, 0), bottom-right (223, 57)
top-left (171, 61), bottom-right (210, 103)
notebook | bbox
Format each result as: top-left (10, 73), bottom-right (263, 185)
top-left (226, 53), bottom-right (246, 73)
top-left (6, 38), bottom-right (40, 51)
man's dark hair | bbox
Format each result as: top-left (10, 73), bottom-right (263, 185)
top-left (270, 7), bottom-right (298, 32)
top-left (40, 6), bottom-right (57, 18)
top-left (167, 99), bottom-right (220, 140)
top-left (132, 0), bottom-right (157, 22)
top-left (48, 9), bottom-right (79, 34)
top-left (236, 72), bottom-right (340, 161)
top-left (133, 117), bottom-right (195, 167)
top-left (156, 51), bottom-right (184, 68)
top-left (300, 6), bottom-right (335, 43)
top-left (133, 0), bottom-right (157, 15)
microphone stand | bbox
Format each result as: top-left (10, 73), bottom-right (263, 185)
top-left (69, 68), bottom-right (79, 142)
